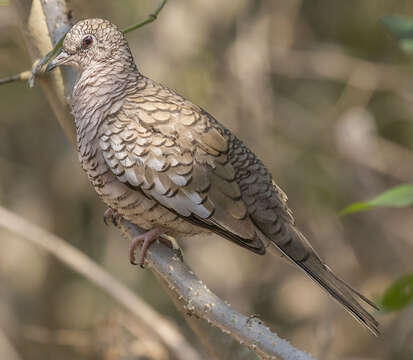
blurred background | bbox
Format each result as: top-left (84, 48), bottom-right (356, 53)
top-left (1, 0), bottom-right (413, 359)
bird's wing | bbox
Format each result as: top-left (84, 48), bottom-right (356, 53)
top-left (98, 80), bottom-right (275, 253)
top-left (99, 79), bottom-right (379, 334)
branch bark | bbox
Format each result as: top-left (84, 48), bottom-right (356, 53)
top-left (0, 206), bottom-right (200, 360)
top-left (8, 1), bottom-right (316, 359)
top-left (120, 220), bottom-right (315, 360)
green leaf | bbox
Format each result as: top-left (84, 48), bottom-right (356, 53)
top-left (340, 184), bottom-right (413, 215)
top-left (380, 274), bottom-right (413, 312)
top-left (380, 15), bottom-right (413, 55)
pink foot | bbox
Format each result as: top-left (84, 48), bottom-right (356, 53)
top-left (129, 227), bottom-right (165, 268)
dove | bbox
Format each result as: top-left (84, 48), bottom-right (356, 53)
top-left (46, 18), bottom-right (379, 335)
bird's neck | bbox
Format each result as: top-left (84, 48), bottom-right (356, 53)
top-left (71, 61), bottom-right (140, 158)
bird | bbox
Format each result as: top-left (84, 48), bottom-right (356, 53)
top-left (46, 18), bottom-right (379, 335)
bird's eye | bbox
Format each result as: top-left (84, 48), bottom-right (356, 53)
top-left (81, 35), bottom-right (93, 49)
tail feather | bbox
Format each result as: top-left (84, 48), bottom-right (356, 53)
top-left (325, 264), bottom-right (379, 311)
top-left (268, 225), bottom-right (380, 336)
top-left (299, 257), bottom-right (379, 336)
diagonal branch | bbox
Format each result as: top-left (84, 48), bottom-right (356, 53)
top-left (0, 205), bottom-right (315, 360)
top-left (120, 220), bottom-right (316, 360)
top-left (0, 206), bottom-right (202, 360)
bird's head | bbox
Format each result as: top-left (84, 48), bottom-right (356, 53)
top-left (46, 18), bottom-right (134, 73)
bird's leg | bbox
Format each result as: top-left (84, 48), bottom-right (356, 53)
top-left (103, 207), bottom-right (121, 227)
top-left (129, 227), bottom-right (165, 268)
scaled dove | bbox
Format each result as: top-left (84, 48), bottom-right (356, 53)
top-left (46, 18), bottom-right (379, 335)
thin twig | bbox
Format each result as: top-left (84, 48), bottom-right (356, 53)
top-left (0, 206), bottom-right (202, 360)
top-left (29, 0), bottom-right (168, 86)
top-left (122, 0), bottom-right (168, 34)
top-left (0, 70), bottom-right (30, 85)
top-left (28, 33), bottom-right (66, 87)
top-left (2, 0), bottom-right (168, 87)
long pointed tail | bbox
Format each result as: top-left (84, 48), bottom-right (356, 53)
top-left (268, 225), bottom-right (379, 336)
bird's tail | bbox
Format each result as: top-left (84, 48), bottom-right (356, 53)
top-left (268, 225), bottom-right (380, 336)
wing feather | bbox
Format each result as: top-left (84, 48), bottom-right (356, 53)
top-left (99, 91), bottom-right (265, 252)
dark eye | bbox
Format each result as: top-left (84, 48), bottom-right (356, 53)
top-left (81, 35), bottom-right (93, 49)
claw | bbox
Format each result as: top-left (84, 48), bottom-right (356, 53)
top-left (159, 234), bottom-right (183, 262)
top-left (174, 247), bottom-right (184, 263)
top-left (128, 240), bottom-right (139, 265)
top-left (129, 227), bottom-right (165, 267)
top-left (103, 209), bottom-right (111, 226)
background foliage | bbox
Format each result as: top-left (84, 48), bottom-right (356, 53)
top-left (1, 0), bottom-right (413, 359)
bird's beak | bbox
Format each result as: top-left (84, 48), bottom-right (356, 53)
top-left (45, 50), bottom-right (71, 72)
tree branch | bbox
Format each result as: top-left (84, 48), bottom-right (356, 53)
top-left (121, 219), bottom-right (315, 360)
top-left (2, 0), bottom-right (168, 89)
top-left (11, 0), bottom-right (76, 144)
top-left (0, 206), bottom-right (201, 360)
top-left (7, 1), bottom-right (316, 359)
top-left (0, 204), bottom-right (315, 360)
